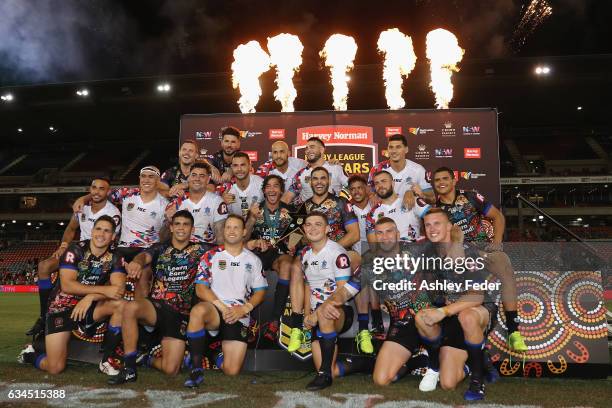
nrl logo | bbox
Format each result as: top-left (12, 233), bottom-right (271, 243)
top-left (219, 260), bottom-right (227, 270)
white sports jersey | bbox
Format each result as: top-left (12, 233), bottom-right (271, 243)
top-left (351, 202), bottom-right (372, 254)
top-left (288, 162), bottom-right (348, 203)
top-left (196, 247), bottom-right (268, 325)
top-left (256, 157), bottom-right (307, 191)
top-left (365, 196), bottom-right (430, 242)
top-left (368, 159), bottom-right (431, 198)
top-left (299, 239), bottom-right (351, 311)
top-left (169, 191), bottom-right (228, 244)
top-left (218, 175), bottom-right (264, 219)
top-left (77, 200), bottom-right (121, 240)
top-left (110, 188), bottom-right (168, 248)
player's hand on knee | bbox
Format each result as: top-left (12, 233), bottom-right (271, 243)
top-left (126, 262), bottom-right (143, 280)
top-left (304, 312), bottom-right (317, 329)
top-left (319, 301), bottom-right (341, 321)
top-left (71, 295), bottom-right (93, 321)
top-left (104, 285), bottom-right (125, 300)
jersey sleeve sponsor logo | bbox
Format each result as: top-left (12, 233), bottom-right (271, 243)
top-left (336, 253), bottom-right (350, 269)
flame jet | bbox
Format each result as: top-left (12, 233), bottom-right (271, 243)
top-left (231, 40), bottom-right (271, 113)
top-left (267, 33), bottom-right (304, 112)
top-left (377, 28), bottom-right (417, 110)
top-left (319, 34), bottom-right (358, 111)
top-left (425, 29), bottom-right (464, 110)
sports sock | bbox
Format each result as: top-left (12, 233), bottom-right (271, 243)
top-left (317, 330), bottom-right (337, 376)
top-left (290, 312), bottom-right (303, 328)
top-left (420, 333), bottom-right (442, 371)
top-left (338, 355), bottom-right (375, 377)
top-left (124, 351), bottom-right (137, 372)
top-left (357, 313), bottom-right (369, 331)
top-left (38, 279), bottom-right (52, 319)
top-left (102, 325), bottom-right (122, 360)
top-left (371, 308), bottom-right (383, 328)
top-left (272, 279), bottom-right (290, 320)
top-left (505, 310), bottom-right (519, 334)
top-left (465, 339), bottom-right (485, 382)
top-left (186, 329), bottom-right (207, 370)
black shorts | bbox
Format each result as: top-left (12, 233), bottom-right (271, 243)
top-left (385, 318), bottom-right (420, 353)
top-left (441, 303), bottom-right (498, 350)
top-left (150, 299), bottom-right (189, 341)
top-left (45, 302), bottom-right (98, 336)
top-left (116, 247), bottom-right (146, 263)
top-left (211, 304), bottom-right (249, 343)
top-left (311, 304), bottom-right (354, 340)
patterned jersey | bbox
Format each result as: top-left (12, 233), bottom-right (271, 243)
top-left (168, 192), bottom-right (228, 244)
top-left (304, 194), bottom-right (358, 243)
top-left (251, 202), bottom-right (299, 255)
top-left (205, 150), bottom-right (234, 175)
top-left (436, 190), bottom-right (494, 242)
top-left (351, 202), bottom-right (371, 254)
top-left (160, 165), bottom-right (189, 188)
top-left (255, 157), bottom-right (307, 191)
top-left (365, 196), bottom-right (430, 241)
top-left (48, 240), bottom-right (125, 314)
top-left (147, 242), bottom-right (208, 315)
top-left (368, 159), bottom-right (431, 197)
top-left (288, 162), bottom-right (348, 203)
top-left (216, 175), bottom-right (264, 219)
top-left (110, 188), bottom-right (169, 248)
top-left (299, 240), bottom-right (351, 310)
top-left (77, 201), bottom-right (121, 240)
top-left (196, 246), bottom-right (268, 325)
top-left (360, 243), bottom-right (432, 321)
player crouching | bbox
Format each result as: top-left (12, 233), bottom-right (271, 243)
top-left (18, 216), bottom-right (126, 374)
top-left (183, 214), bottom-right (268, 387)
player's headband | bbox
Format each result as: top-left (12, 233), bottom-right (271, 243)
top-left (140, 166), bottom-right (160, 177)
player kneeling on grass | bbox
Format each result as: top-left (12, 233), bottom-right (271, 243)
top-left (107, 210), bottom-right (208, 384)
top-left (183, 214), bottom-right (268, 388)
top-left (415, 208), bottom-right (497, 401)
top-left (316, 217), bottom-right (433, 387)
top-left (291, 212), bottom-right (355, 391)
top-left (18, 216), bottom-right (126, 375)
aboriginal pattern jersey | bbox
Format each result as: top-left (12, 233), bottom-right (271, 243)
top-left (304, 194), bottom-right (358, 243)
top-left (168, 192), bottom-right (228, 244)
top-left (368, 159), bottom-right (431, 198)
top-left (255, 157), bottom-right (307, 191)
top-left (360, 243), bottom-right (432, 321)
top-left (110, 188), bottom-right (168, 248)
top-left (299, 240), bottom-right (351, 311)
top-left (147, 242), bottom-right (208, 315)
top-left (436, 189), bottom-right (494, 243)
top-left (288, 162), bottom-right (348, 204)
top-left (160, 165), bottom-right (189, 188)
top-left (205, 150), bottom-right (234, 175)
top-left (48, 240), bottom-right (125, 314)
top-left (365, 196), bottom-right (430, 242)
top-left (251, 202), bottom-right (299, 254)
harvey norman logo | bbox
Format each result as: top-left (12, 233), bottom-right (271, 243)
top-left (464, 148), bottom-right (482, 159)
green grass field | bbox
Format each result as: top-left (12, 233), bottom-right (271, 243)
top-left (1, 294), bottom-right (611, 407)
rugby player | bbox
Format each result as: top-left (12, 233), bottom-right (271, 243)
top-left (244, 174), bottom-right (297, 341)
top-left (205, 126), bottom-right (241, 183)
top-left (296, 212), bottom-right (354, 391)
top-left (282, 137), bottom-right (348, 205)
top-left (415, 208), bottom-right (496, 400)
top-left (365, 171), bottom-right (430, 243)
top-left (255, 140), bottom-right (307, 191)
top-left (27, 177), bottom-right (121, 336)
top-left (165, 162), bottom-right (228, 247)
top-left (431, 166), bottom-right (526, 352)
top-left (107, 210), bottom-right (209, 384)
top-left (368, 134), bottom-right (434, 207)
top-left (18, 216), bottom-right (126, 375)
top-left (159, 139), bottom-right (201, 197)
top-left (183, 214), bottom-right (268, 387)
top-left (217, 152), bottom-right (264, 219)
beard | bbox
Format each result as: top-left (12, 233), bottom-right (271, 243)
top-left (377, 189), bottom-right (393, 199)
top-left (306, 152), bottom-right (321, 164)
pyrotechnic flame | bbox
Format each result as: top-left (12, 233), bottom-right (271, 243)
top-left (267, 33), bottom-right (304, 112)
top-left (511, 0), bottom-right (553, 50)
top-left (425, 29), bottom-right (464, 110)
top-left (319, 34), bottom-right (358, 111)
top-left (231, 40), bottom-right (271, 113)
top-left (377, 28), bottom-right (417, 110)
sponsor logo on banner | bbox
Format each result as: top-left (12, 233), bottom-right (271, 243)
top-left (462, 126), bottom-right (481, 135)
top-left (464, 148), bottom-right (482, 159)
top-left (269, 129), bottom-right (285, 140)
top-left (441, 122), bottom-right (456, 137)
top-left (385, 126), bottom-right (402, 137)
top-left (434, 148), bottom-right (453, 158)
top-left (244, 151), bottom-right (258, 162)
top-left (414, 144), bottom-right (430, 160)
top-left (408, 127), bottom-right (434, 136)
top-left (239, 130), bottom-right (262, 139)
top-left (195, 130), bottom-right (213, 140)
top-left (461, 171), bottom-right (487, 180)
top-left (294, 125), bottom-right (377, 174)
top-left (426, 170), bottom-right (459, 182)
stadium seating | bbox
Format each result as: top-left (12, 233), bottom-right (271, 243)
top-left (0, 241), bottom-right (58, 274)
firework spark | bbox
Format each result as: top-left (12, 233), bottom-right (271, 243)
top-left (377, 28), bottom-right (417, 110)
top-left (425, 28), bottom-right (464, 110)
top-left (511, 0), bottom-right (553, 50)
top-left (231, 40), bottom-right (271, 113)
top-left (320, 34), bottom-right (358, 111)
